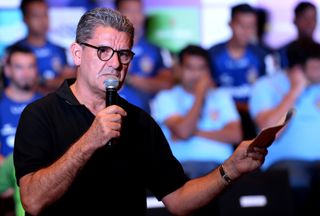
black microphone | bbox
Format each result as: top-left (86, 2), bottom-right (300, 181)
top-left (104, 78), bottom-right (120, 148)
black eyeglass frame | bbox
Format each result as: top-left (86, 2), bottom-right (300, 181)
top-left (79, 42), bottom-right (135, 64)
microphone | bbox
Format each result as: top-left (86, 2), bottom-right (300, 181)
top-left (104, 78), bottom-right (120, 148)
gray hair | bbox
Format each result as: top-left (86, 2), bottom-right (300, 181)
top-left (75, 8), bottom-right (134, 47)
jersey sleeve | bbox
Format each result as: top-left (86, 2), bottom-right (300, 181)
top-left (249, 77), bottom-right (276, 118)
top-left (150, 89), bottom-right (181, 124)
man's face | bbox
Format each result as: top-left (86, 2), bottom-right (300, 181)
top-left (24, 2), bottom-right (49, 37)
top-left (117, 0), bottom-right (144, 35)
top-left (304, 58), bottom-right (320, 83)
top-left (73, 26), bottom-right (132, 93)
top-left (181, 54), bottom-right (210, 91)
top-left (295, 7), bottom-right (317, 38)
top-left (6, 52), bottom-right (38, 91)
top-left (230, 13), bottom-right (257, 46)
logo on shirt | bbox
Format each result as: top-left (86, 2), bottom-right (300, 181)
top-left (1, 123), bottom-right (15, 136)
top-left (1, 124), bottom-right (16, 149)
top-left (210, 110), bottom-right (219, 121)
top-left (247, 67), bottom-right (259, 84)
top-left (139, 56), bottom-right (154, 75)
top-left (52, 56), bottom-right (63, 75)
top-left (10, 105), bottom-right (27, 115)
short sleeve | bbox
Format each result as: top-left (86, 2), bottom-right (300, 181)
top-left (249, 77), bottom-right (276, 118)
top-left (150, 88), bottom-right (182, 124)
top-left (215, 89), bottom-right (240, 123)
top-left (13, 104), bottom-right (53, 185)
top-left (145, 118), bottom-right (189, 200)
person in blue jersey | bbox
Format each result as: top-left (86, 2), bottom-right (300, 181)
top-left (115, 0), bottom-right (174, 114)
top-left (7, 0), bottom-right (75, 95)
top-left (13, 8), bottom-right (268, 216)
top-left (277, 1), bottom-right (317, 70)
top-left (151, 45), bottom-right (242, 179)
top-left (0, 45), bottom-right (42, 216)
top-left (0, 45), bottom-right (42, 165)
top-left (249, 40), bottom-right (320, 215)
top-left (208, 3), bottom-right (267, 140)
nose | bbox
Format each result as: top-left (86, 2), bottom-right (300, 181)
top-left (107, 51), bottom-right (121, 69)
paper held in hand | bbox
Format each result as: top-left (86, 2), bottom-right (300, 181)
top-left (250, 109), bottom-right (295, 148)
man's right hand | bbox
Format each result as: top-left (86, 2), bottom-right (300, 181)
top-left (85, 105), bottom-right (127, 149)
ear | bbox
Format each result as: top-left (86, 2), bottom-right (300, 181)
top-left (3, 57), bottom-right (12, 79)
top-left (70, 42), bottom-right (82, 66)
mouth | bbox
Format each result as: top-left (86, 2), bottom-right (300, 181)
top-left (96, 72), bottom-right (120, 80)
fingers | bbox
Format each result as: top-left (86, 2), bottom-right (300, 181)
top-left (247, 147), bottom-right (268, 161)
top-left (90, 105), bottom-right (127, 147)
top-left (104, 105), bottom-right (127, 116)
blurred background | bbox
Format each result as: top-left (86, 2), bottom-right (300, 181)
top-left (1, 0), bottom-right (320, 62)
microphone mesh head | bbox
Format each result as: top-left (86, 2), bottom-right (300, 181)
top-left (104, 78), bottom-right (119, 89)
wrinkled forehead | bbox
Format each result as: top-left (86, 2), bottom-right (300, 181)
top-left (90, 25), bottom-right (132, 48)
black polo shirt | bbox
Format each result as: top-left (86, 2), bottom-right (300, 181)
top-left (14, 79), bottom-right (189, 215)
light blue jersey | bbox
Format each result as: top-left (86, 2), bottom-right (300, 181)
top-left (151, 85), bottom-right (239, 163)
top-left (249, 72), bottom-right (320, 169)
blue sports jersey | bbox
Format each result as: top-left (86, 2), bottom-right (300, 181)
top-left (208, 42), bottom-right (266, 103)
top-left (119, 36), bottom-right (166, 113)
top-left (0, 92), bottom-right (42, 157)
top-left (8, 38), bottom-right (68, 82)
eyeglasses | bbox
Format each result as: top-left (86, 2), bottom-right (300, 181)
top-left (79, 42), bottom-right (135, 64)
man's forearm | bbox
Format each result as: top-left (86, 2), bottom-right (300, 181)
top-left (163, 168), bottom-right (228, 216)
top-left (19, 134), bottom-right (97, 215)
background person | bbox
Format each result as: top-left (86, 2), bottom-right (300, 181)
top-left (115, 0), bottom-right (174, 113)
top-left (208, 3), bottom-right (267, 140)
top-left (249, 39), bottom-right (320, 216)
top-left (151, 45), bottom-right (242, 179)
top-left (6, 0), bottom-right (75, 94)
top-left (0, 45), bottom-right (42, 165)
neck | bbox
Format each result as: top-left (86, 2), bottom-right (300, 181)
top-left (27, 34), bottom-right (46, 46)
top-left (5, 85), bottom-right (35, 102)
top-left (70, 81), bottom-right (106, 115)
top-left (228, 39), bottom-right (246, 59)
top-left (298, 33), bottom-right (313, 41)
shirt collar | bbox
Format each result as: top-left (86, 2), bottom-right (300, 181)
top-left (56, 79), bottom-right (81, 106)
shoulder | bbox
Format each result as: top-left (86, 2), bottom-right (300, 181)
top-left (156, 85), bottom-right (183, 99)
top-left (137, 38), bottom-right (162, 54)
top-left (6, 38), bottom-right (28, 51)
top-left (208, 87), bottom-right (232, 100)
top-left (46, 41), bottom-right (66, 52)
top-left (208, 42), bottom-right (228, 54)
top-left (0, 92), bottom-right (12, 108)
top-left (247, 44), bottom-right (268, 57)
top-left (22, 93), bottom-right (59, 116)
